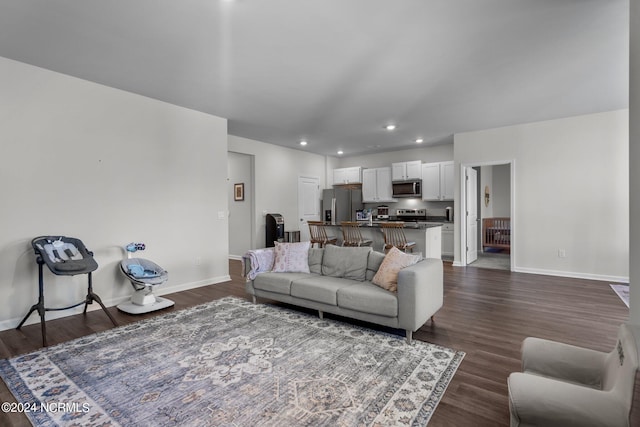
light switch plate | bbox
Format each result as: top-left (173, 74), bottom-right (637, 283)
top-left (218, 211), bottom-right (225, 219)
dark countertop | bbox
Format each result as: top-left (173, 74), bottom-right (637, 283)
top-left (323, 221), bottom-right (442, 229)
top-left (425, 216), bottom-right (453, 223)
top-left (376, 216), bottom-right (452, 224)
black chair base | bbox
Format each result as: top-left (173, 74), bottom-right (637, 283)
top-left (17, 236), bottom-right (118, 347)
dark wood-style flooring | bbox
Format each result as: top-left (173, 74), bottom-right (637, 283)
top-left (0, 260), bottom-right (631, 426)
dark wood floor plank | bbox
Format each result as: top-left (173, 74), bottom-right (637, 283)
top-left (0, 260), bottom-right (630, 426)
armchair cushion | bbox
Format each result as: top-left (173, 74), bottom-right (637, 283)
top-left (508, 372), bottom-right (628, 427)
top-left (522, 337), bottom-right (607, 388)
top-left (509, 324), bottom-right (640, 427)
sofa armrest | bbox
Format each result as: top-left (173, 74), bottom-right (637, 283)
top-left (508, 372), bottom-right (629, 427)
top-left (522, 337), bottom-right (608, 388)
top-left (241, 255), bottom-right (252, 278)
top-left (241, 248), bottom-right (275, 280)
top-left (397, 258), bottom-right (443, 332)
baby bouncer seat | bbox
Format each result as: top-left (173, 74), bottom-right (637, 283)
top-left (117, 243), bottom-right (174, 314)
top-left (18, 236), bottom-right (118, 347)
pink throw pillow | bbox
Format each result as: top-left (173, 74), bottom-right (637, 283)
top-left (271, 241), bottom-right (311, 273)
top-left (371, 247), bottom-right (420, 292)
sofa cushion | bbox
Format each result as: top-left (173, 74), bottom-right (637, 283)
top-left (337, 282), bottom-right (398, 317)
top-left (372, 247), bottom-right (421, 292)
top-left (272, 241), bottom-right (311, 273)
top-left (308, 248), bottom-right (324, 275)
top-left (253, 272), bottom-right (314, 295)
top-left (321, 245), bottom-right (372, 281)
top-left (291, 276), bottom-right (360, 305)
top-left (365, 250), bottom-right (386, 281)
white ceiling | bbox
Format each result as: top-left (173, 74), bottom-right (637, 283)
top-left (0, 0), bottom-right (629, 157)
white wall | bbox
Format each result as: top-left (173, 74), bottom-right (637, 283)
top-left (336, 144), bottom-right (453, 169)
top-left (0, 57), bottom-right (230, 329)
top-left (492, 164), bottom-right (511, 217)
top-left (630, 0), bottom-right (640, 324)
top-left (325, 155), bottom-right (341, 188)
top-left (227, 135), bottom-right (329, 247)
top-left (228, 152), bottom-right (253, 258)
top-left (480, 166), bottom-right (494, 220)
top-left (455, 110), bottom-right (629, 282)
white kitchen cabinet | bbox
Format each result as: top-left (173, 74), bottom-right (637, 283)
top-left (440, 161), bottom-right (455, 200)
top-left (333, 166), bottom-right (362, 185)
top-left (362, 167), bottom-right (395, 202)
top-left (362, 169), bottom-right (377, 202)
top-left (376, 167), bottom-right (394, 201)
top-left (391, 160), bottom-right (422, 181)
top-left (424, 222), bottom-right (454, 257)
top-left (441, 223), bottom-right (454, 256)
top-left (421, 161), bottom-right (454, 201)
top-left (421, 163), bottom-right (441, 200)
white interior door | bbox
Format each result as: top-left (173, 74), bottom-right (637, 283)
top-left (466, 168), bottom-right (478, 264)
top-left (298, 176), bottom-right (320, 242)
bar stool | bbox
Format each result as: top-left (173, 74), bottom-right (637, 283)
top-left (308, 221), bottom-right (337, 248)
top-left (380, 222), bottom-right (416, 253)
top-left (340, 221), bottom-right (373, 247)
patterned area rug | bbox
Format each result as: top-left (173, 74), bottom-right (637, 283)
top-left (0, 297), bottom-right (464, 426)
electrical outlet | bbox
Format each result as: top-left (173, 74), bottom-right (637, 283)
top-left (558, 249), bottom-right (566, 258)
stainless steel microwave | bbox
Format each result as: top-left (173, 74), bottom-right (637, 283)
top-left (392, 180), bottom-right (422, 198)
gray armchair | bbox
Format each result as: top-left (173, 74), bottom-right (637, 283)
top-left (508, 323), bottom-right (640, 427)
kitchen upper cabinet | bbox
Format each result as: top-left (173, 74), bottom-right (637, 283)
top-left (422, 161), bottom-right (454, 201)
top-left (333, 166), bottom-right (362, 185)
top-left (391, 160), bottom-right (422, 181)
top-left (376, 167), bottom-right (394, 201)
top-left (362, 169), bottom-right (377, 202)
top-left (421, 163), bottom-right (441, 200)
top-left (362, 167), bottom-right (395, 202)
top-left (440, 161), bottom-right (455, 200)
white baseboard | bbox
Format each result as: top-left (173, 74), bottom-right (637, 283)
top-left (155, 275), bottom-right (232, 296)
top-left (0, 275), bottom-right (232, 332)
top-left (450, 261), bottom-right (628, 283)
top-left (512, 266), bottom-right (629, 283)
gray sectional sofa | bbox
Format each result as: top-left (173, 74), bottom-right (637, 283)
top-left (244, 245), bottom-right (443, 344)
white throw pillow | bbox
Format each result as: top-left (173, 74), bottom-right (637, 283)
top-left (371, 247), bottom-right (420, 292)
top-left (271, 241), bottom-right (311, 273)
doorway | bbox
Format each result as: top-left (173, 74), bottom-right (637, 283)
top-left (297, 176), bottom-right (320, 242)
top-left (460, 161), bottom-right (514, 271)
top-left (228, 152), bottom-right (255, 259)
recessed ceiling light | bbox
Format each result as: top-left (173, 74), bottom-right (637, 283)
top-left (299, 140), bottom-right (308, 146)
top-left (415, 138), bottom-right (424, 143)
top-left (337, 150), bottom-right (344, 155)
top-left (385, 124), bottom-right (397, 131)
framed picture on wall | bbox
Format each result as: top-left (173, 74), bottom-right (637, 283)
top-left (234, 183), bottom-right (244, 201)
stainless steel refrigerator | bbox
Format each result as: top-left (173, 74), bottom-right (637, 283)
top-left (322, 188), bottom-right (363, 224)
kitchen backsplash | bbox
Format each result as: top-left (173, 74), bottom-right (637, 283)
top-left (363, 199), bottom-right (453, 217)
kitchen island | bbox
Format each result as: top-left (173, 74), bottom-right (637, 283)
top-left (322, 222), bottom-right (442, 259)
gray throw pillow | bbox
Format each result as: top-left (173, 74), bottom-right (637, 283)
top-left (308, 248), bottom-right (324, 275)
top-left (366, 250), bottom-right (386, 281)
top-left (321, 245), bottom-right (372, 281)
